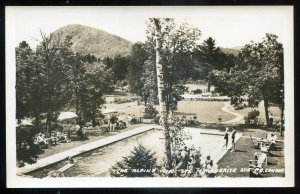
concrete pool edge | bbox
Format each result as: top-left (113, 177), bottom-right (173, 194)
top-left (18, 126), bottom-right (241, 176)
top-left (17, 125), bottom-right (162, 175)
top-left (184, 127), bottom-right (243, 164)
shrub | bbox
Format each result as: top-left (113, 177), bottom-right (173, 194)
top-left (244, 109), bottom-right (260, 125)
top-left (143, 103), bottom-right (158, 119)
top-left (234, 103), bottom-right (246, 110)
top-left (248, 109), bottom-right (260, 120)
top-left (248, 97), bottom-right (260, 107)
top-left (16, 124), bottom-right (43, 164)
top-left (110, 143), bottom-right (157, 177)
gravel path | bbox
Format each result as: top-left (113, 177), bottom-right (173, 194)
top-left (221, 102), bottom-right (244, 124)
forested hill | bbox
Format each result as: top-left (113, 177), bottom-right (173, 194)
top-left (220, 47), bottom-right (241, 56)
top-left (50, 24), bottom-right (133, 59)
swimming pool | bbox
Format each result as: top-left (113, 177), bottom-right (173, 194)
top-left (29, 128), bottom-right (230, 178)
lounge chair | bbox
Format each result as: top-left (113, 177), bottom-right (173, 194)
top-left (249, 136), bottom-right (263, 149)
top-left (249, 152), bottom-right (267, 169)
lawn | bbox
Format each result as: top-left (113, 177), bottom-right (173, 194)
top-left (231, 101), bottom-right (282, 125)
top-left (176, 101), bottom-right (235, 123)
top-left (217, 127), bottom-right (284, 177)
top-left (105, 98), bottom-right (236, 123)
top-left (32, 89), bottom-right (285, 178)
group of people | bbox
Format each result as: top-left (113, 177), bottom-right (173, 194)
top-left (223, 127), bottom-right (237, 152)
top-left (127, 114), bottom-right (141, 124)
top-left (166, 146), bottom-right (218, 177)
top-left (171, 145), bottom-right (201, 176)
top-left (108, 114), bottom-right (127, 132)
top-left (36, 131), bottom-right (71, 149)
top-left (75, 124), bottom-right (88, 140)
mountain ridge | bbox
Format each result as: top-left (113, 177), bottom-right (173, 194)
top-left (50, 24), bottom-right (133, 59)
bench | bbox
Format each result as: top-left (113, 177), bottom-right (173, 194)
top-left (142, 118), bottom-right (154, 124)
top-left (44, 137), bottom-right (58, 145)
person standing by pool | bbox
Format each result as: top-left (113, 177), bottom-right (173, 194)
top-left (231, 129), bottom-right (236, 152)
top-left (222, 127), bottom-right (229, 149)
top-left (110, 114), bottom-right (117, 132)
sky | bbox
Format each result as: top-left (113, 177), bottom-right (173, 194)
top-left (6, 6), bottom-right (293, 49)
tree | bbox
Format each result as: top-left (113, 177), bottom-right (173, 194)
top-left (147, 19), bottom-right (201, 113)
top-left (197, 37), bottom-right (221, 67)
top-left (34, 32), bottom-right (75, 131)
top-left (149, 18), bottom-right (172, 169)
top-left (103, 55), bottom-right (130, 84)
top-left (110, 143), bottom-right (157, 177)
top-left (16, 41), bottom-right (36, 120)
top-left (194, 37), bottom-right (236, 91)
top-left (209, 34), bottom-right (284, 128)
top-left (78, 62), bottom-right (114, 126)
top-left (64, 52), bottom-right (87, 121)
top-left (126, 42), bottom-right (149, 94)
top-left (147, 18), bottom-right (201, 169)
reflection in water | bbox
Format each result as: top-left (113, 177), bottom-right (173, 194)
top-left (30, 128), bottom-right (224, 178)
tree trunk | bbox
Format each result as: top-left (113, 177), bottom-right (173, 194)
top-left (263, 96), bottom-right (269, 126)
top-left (92, 99), bottom-right (97, 127)
top-left (280, 94), bottom-right (284, 136)
top-left (207, 79), bottom-right (211, 92)
top-left (46, 110), bottom-right (52, 133)
top-left (75, 88), bottom-right (79, 121)
top-left (153, 19), bottom-right (172, 169)
top-left (35, 114), bottom-right (40, 130)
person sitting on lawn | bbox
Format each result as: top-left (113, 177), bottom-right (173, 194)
top-left (196, 146), bottom-right (202, 157)
top-left (82, 126), bottom-right (88, 139)
top-left (267, 133), bottom-right (277, 145)
top-left (180, 146), bottom-right (189, 170)
top-left (204, 155), bottom-right (213, 169)
top-left (172, 151), bottom-right (183, 176)
top-left (56, 131), bottom-right (71, 143)
top-left (76, 126), bottom-right (83, 137)
top-left (206, 160), bottom-right (218, 178)
top-left (37, 133), bottom-right (48, 148)
top-left (127, 114), bottom-right (132, 123)
top-left (117, 115), bottom-right (126, 129)
top-left (186, 154), bottom-right (197, 177)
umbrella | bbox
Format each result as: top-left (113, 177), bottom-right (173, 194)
top-left (102, 108), bottom-right (118, 114)
top-left (16, 119), bottom-right (33, 127)
top-left (57, 112), bottom-right (78, 121)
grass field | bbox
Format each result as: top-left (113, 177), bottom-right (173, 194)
top-left (104, 97), bottom-right (236, 123)
top-left (217, 127), bottom-right (284, 177)
top-left (230, 101), bottom-right (281, 125)
top-left (176, 101), bottom-right (235, 122)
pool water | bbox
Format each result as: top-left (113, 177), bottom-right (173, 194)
top-left (30, 128), bottom-right (226, 178)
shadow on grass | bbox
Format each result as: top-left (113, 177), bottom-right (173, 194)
top-left (233, 149), bottom-right (247, 153)
top-left (267, 161), bottom-right (277, 165)
top-left (273, 147), bottom-right (283, 151)
top-left (269, 153), bottom-right (284, 157)
top-left (70, 137), bottom-right (89, 142)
